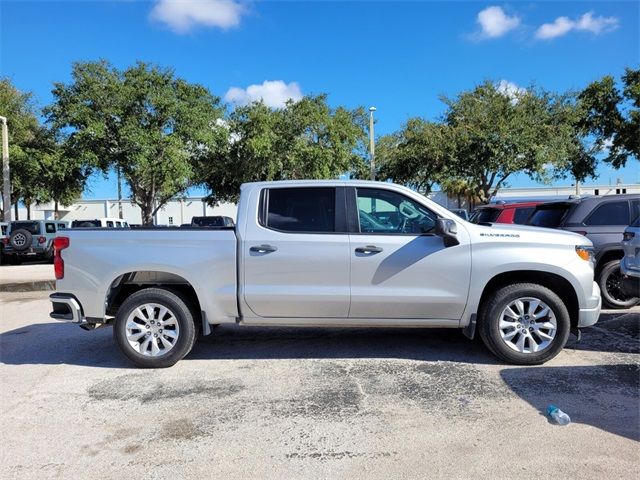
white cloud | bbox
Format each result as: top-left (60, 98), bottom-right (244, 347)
top-left (535, 11), bottom-right (619, 40)
top-left (150, 0), bottom-right (246, 34)
top-left (497, 80), bottom-right (526, 99)
top-left (476, 6), bottom-right (520, 38)
top-left (224, 80), bottom-right (303, 108)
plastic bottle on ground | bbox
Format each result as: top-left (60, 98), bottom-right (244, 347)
top-left (547, 405), bottom-right (571, 425)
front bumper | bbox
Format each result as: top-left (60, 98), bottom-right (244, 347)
top-left (577, 281), bottom-right (601, 328)
top-left (50, 293), bottom-right (86, 324)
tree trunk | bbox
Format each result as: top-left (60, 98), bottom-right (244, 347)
top-left (26, 202), bottom-right (31, 220)
top-left (141, 202), bottom-right (154, 226)
top-left (14, 202), bottom-right (18, 221)
top-left (55, 200), bottom-right (59, 220)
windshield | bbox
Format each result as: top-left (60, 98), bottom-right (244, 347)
top-left (528, 206), bottom-right (570, 228)
top-left (192, 217), bottom-right (225, 227)
top-left (470, 208), bottom-right (500, 224)
top-left (72, 220), bottom-right (101, 228)
top-left (11, 222), bottom-right (41, 234)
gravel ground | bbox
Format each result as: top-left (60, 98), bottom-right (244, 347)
top-left (1, 290), bottom-right (638, 480)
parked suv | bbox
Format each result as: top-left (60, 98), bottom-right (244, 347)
top-left (470, 201), bottom-right (542, 225)
top-left (528, 195), bottom-right (640, 308)
top-left (621, 216), bottom-right (640, 298)
top-left (3, 220), bottom-right (69, 264)
top-left (0, 222), bottom-right (7, 265)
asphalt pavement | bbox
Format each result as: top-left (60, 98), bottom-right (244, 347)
top-left (1, 288), bottom-right (638, 480)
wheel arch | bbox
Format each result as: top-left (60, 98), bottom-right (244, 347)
top-left (105, 271), bottom-right (202, 324)
top-left (478, 270), bottom-right (579, 328)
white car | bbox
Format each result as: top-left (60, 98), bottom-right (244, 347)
top-left (50, 180), bottom-right (601, 368)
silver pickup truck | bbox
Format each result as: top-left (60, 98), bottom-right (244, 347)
top-left (50, 180), bottom-right (601, 367)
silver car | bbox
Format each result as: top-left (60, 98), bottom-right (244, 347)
top-left (620, 216), bottom-right (640, 297)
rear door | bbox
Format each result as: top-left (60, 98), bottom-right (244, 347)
top-left (348, 187), bottom-right (471, 319)
top-left (242, 186), bottom-right (351, 318)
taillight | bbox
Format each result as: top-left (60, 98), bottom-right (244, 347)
top-left (1, 238), bottom-right (7, 245)
top-left (53, 237), bottom-right (70, 280)
top-left (38, 236), bottom-right (46, 244)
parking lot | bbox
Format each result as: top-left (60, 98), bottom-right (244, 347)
top-left (1, 271), bottom-right (638, 480)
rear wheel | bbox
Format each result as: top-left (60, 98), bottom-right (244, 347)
top-left (114, 288), bottom-right (197, 368)
top-left (478, 283), bottom-right (570, 365)
top-left (598, 260), bottom-right (639, 309)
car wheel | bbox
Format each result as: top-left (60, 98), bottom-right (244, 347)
top-left (113, 288), bottom-right (197, 368)
top-left (598, 260), bottom-right (639, 309)
top-left (478, 283), bottom-right (570, 365)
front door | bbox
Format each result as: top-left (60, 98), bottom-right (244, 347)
top-left (243, 186), bottom-right (351, 318)
top-left (348, 187), bottom-right (471, 319)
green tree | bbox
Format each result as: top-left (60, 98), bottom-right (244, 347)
top-left (578, 67), bottom-right (640, 168)
top-left (46, 61), bottom-right (227, 225)
top-left (200, 95), bottom-right (367, 203)
top-left (442, 82), bottom-right (587, 202)
top-left (376, 119), bottom-right (452, 193)
top-left (0, 78), bottom-right (41, 220)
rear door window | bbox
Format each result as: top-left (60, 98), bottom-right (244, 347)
top-left (513, 207), bottom-right (535, 225)
top-left (57, 223), bottom-right (66, 229)
top-left (45, 223), bottom-right (56, 233)
top-left (264, 187), bottom-right (336, 233)
top-left (584, 201), bottom-right (629, 226)
top-left (106, 221), bottom-right (114, 228)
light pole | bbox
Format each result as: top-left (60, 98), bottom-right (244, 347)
top-left (0, 116), bottom-right (10, 222)
top-left (369, 106), bottom-right (376, 181)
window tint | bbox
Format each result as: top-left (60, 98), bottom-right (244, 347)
top-left (266, 187), bottom-right (336, 233)
top-left (12, 222), bottom-right (41, 234)
top-left (356, 188), bottom-right (437, 234)
top-left (529, 206), bottom-right (570, 228)
top-left (57, 223), bottom-right (66, 229)
top-left (106, 221), bottom-right (114, 228)
top-left (470, 208), bottom-right (501, 224)
top-left (513, 207), bottom-right (535, 225)
top-left (630, 201), bottom-right (640, 227)
top-left (584, 201), bottom-right (629, 226)
top-left (72, 220), bottom-right (101, 228)
top-left (1, 225), bottom-right (7, 235)
top-left (45, 223), bottom-right (56, 233)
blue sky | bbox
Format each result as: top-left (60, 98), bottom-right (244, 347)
top-left (1, 0), bottom-right (639, 199)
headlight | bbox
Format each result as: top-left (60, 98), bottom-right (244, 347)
top-left (575, 245), bottom-right (595, 264)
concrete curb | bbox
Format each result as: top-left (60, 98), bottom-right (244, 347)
top-left (0, 280), bottom-right (55, 293)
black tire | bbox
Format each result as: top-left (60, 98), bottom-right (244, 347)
top-left (478, 283), bottom-right (570, 365)
top-left (113, 288), bottom-right (197, 368)
top-left (9, 229), bottom-right (32, 252)
top-left (598, 260), bottom-right (639, 309)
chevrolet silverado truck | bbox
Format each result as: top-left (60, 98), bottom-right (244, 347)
top-left (50, 180), bottom-right (601, 368)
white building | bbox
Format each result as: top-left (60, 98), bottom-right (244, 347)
top-left (8, 197), bottom-right (237, 225)
top-left (4, 182), bottom-right (639, 222)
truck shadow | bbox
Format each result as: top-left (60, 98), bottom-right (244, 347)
top-left (0, 322), bottom-right (499, 368)
top-left (500, 364), bottom-right (639, 441)
top-left (565, 312), bottom-right (639, 354)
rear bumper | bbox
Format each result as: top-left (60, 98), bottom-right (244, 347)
top-left (49, 293), bottom-right (86, 324)
top-left (577, 281), bottom-right (601, 328)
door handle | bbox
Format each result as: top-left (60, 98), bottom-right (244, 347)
top-left (355, 245), bottom-right (383, 254)
top-left (250, 244), bottom-right (278, 253)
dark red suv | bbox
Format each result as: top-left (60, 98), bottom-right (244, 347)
top-left (470, 201), bottom-right (543, 225)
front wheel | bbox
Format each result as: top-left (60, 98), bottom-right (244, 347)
top-left (478, 283), bottom-right (570, 365)
top-left (598, 260), bottom-right (639, 309)
top-left (114, 288), bottom-right (197, 368)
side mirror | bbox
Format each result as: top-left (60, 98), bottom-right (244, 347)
top-left (435, 218), bottom-right (459, 247)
